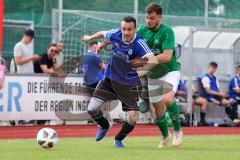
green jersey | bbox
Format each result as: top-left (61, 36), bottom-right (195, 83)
top-left (137, 24), bottom-right (179, 78)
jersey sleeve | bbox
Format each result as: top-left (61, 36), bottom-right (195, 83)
top-left (136, 39), bottom-right (153, 57)
top-left (105, 28), bottom-right (120, 41)
top-left (95, 55), bottom-right (102, 64)
top-left (232, 77), bottom-right (239, 89)
top-left (162, 28), bottom-right (175, 50)
top-left (14, 43), bottom-right (22, 57)
top-left (201, 76), bottom-right (210, 88)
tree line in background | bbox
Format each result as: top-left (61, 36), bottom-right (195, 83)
top-left (4, 0), bottom-right (240, 19)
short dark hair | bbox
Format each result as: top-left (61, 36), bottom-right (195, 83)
top-left (236, 65), bottom-right (240, 69)
top-left (122, 16), bottom-right (136, 28)
top-left (88, 41), bottom-right (98, 48)
top-left (209, 61), bottom-right (218, 68)
top-left (145, 3), bottom-right (163, 15)
top-left (24, 29), bottom-right (35, 38)
top-left (47, 43), bottom-right (57, 49)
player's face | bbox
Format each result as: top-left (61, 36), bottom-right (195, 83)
top-left (146, 12), bottom-right (162, 30)
top-left (237, 67), bottom-right (240, 75)
top-left (56, 42), bottom-right (64, 53)
top-left (23, 35), bottom-right (33, 44)
top-left (208, 66), bottom-right (217, 75)
top-left (48, 46), bottom-right (58, 58)
top-left (121, 21), bottom-right (136, 42)
top-left (90, 44), bottom-right (98, 53)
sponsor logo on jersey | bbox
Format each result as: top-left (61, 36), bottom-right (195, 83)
top-left (128, 49), bottom-right (133, 55)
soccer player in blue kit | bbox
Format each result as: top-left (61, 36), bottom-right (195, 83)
top-left (82, 16), bottom-right (157, 148)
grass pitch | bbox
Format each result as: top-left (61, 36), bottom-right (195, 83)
top-left (0, 136), bottom-right (239, 160)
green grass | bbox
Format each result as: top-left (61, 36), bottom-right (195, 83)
top-left (0, 136), bottom-right (239, 160)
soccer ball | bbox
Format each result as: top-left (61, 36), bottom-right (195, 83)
top-left (36, 128), bottom-right (58, 149)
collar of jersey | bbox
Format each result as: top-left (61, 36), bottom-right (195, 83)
top-left (122, 34), bottom-right (136, 44)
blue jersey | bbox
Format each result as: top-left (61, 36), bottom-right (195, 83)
top-left (229, 74), bottom-right (240, 100)
top-left (201, 73), bottom-right (219, 100)
top-left (82, 51), bottom-right (104, 86)
top-left (177, 79), bottom-right (186, 92)
top-left (104, 28), bottom-right (152, 85)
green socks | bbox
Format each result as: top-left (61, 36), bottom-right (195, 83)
top-left (167, 101), bottom-right (181, 132)
top-left (155, 114), bottom-right (169, 138)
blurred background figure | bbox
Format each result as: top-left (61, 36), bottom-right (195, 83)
top-left (0, 57), bottom-right (7, 89)
top-left (55, 41), bottom-right (64, 71)
top-left (14, 29), bottom-right (40, 74)
top-left (82, 41), bottom-right (105, 96)
top-left (34, 43), bottom-right (58, 74)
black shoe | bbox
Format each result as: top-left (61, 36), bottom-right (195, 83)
top-left (9, 120), bottom-right (15, 126)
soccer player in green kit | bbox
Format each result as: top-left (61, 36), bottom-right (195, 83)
top-left (134, 2), bottom-right (183, 148)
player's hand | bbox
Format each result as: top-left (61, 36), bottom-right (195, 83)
top-left (31, 55), bottom-right (40, 62)
top-left (137, 70), bottom-right (147, 77)
top-left (147, 55), bottom-right (158, 66)
top-left (131, 57), bottom-right (148, 68)
top-left (82, 35), bottom-right (92, 45)
top-left (235, 88), bottom-right (240, 94)
top-left (219, 91), bottom-right (227, 98)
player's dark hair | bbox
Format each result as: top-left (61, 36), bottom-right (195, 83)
top-left (89, 41), bottom-right (98, 47)
top-left (145, 3), bottom-right (163, 15)
top-left (24, 29), bottom-right (35, 38)
top-left (209, 61), bottom-right (218, 68)
top-left (236, 65), bottom-right (240, 69)
top-left (122, 16), bottom-right (136, 28)
top-left (47, 43), bottom-right (57, 49)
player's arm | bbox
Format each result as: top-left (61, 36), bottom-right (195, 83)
top-left (40, 65), bottom-right (55, 74)
top-left (82, 31), bottom-right (107, 44)
top-left (202, 77), bottom-right (225, 97)
top-left (96, 39), bottom-right (111, 54)
top-left (155, 28), bottom-right (175, 63)
top-left (99, 63), bottom-right (105, 71)
top-left (131, 39), bottom-right (158, 71)
top-left (14, 55), bottom-right (40, 65)
top-left (155, 50), bottom-right (173, 63)
top-left (232, 77), bottom-right (240, 93)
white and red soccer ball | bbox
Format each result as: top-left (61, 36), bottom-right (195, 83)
top-left (36, 128), bottom-right (58, 149)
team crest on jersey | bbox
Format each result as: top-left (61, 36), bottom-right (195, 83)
top-left (128, 49), bottom-right (133, 55)
top-left (154, 39), bottom-right (159, 45)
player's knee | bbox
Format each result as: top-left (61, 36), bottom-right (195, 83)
top-left (155, 109), bottom-right (165, 117)
top-left (87, 97), bottom-right (104, 119)
top-left (156, 112), bottom-right (165, 118)
top-left (87, 97), bottom-right (104, 111)
top-left (162, 92), bottom-right (175, 106)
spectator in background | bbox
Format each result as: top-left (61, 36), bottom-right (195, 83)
top-left (176, 62), bottom-right (208, 126)
top-left (13, 29), bottom-right (40, 125)
top-left (55, 41), bottom-right (64, 70)
top-left (82, 41), bottom-right (105, 95)
top-left (201, 61), bottom-right (235, 122)
top-left (14, 29), bottom-right (40, 73)
top-left (0, 57), bottom-right (7, 89)
top-left (34, 43), bottom-right (58, 74)
top-left (228, 65), bottom-right (240, 121)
